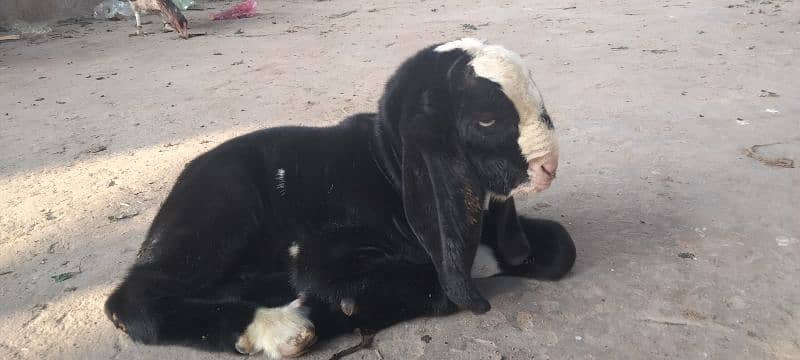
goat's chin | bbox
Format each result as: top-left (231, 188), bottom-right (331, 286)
top-left (509, 175), bottom-right (554, 197)
top-left (512, 150), bottom-right (558, 196)
top-left (487, 175), bottom-right (553, 200)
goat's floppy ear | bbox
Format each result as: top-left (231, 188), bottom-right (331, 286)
top-left (483, 197), bottom-right (532, 266)
top-left (399, 90), bottom-right (490, 314)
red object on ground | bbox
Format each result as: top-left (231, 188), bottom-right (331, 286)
top-left (209, 0), bottom-right (257, 20)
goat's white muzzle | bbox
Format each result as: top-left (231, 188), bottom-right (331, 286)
top-left (511, 152), bottom-right (559, 196)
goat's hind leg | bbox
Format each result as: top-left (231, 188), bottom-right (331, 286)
top-left (213, 271), bottom-right (320, 357)
top-left (105, 270), bottom-right (257, 352)
top-left (234, 297), bottom-right (317, 358)
top-left (106, 270), bottom-right (317, 357)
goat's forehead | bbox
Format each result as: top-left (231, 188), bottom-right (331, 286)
top-left (435, 38), bottom-right (545, 117)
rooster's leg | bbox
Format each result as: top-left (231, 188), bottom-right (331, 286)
top-left (161, 17), bottom-right (175, 33)
top-left (129, 1), bottom-right (142, 35)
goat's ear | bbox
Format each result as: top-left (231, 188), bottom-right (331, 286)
top-left (399, 90), bottom-right (490, 314)
top-left (483, 198), bottom-right (531, 266)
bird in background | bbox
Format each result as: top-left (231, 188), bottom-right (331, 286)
top-left (128, 0), bottom-right (189, 39)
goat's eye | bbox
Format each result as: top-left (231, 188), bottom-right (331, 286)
top-left (478, 119), bottom-right (496, 127)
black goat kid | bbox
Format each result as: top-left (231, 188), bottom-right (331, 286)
top-left (105, 38), bottom-right (576, 358)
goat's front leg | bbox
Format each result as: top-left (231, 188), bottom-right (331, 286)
top-left (290, 232), bottom-right (456, 332)
top-left (298, 260), bottom-right (456, 331)
top-left (481, 198), bottom-right (576, 280)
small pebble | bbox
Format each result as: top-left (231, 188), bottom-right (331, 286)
top-left (776, 236), bottom-right (797, 247)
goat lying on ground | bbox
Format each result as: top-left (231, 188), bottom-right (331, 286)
top-left (105, 38), bottom-right (576, 358)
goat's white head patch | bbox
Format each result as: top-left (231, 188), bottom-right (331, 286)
top-left (435, 38), bottom-right (559, 195)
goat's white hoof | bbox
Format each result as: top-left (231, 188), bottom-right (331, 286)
top-left (235, 299), bottom-right (316, 358)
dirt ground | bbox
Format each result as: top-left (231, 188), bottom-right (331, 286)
top-left (1, 0), bottom-right (799, 359)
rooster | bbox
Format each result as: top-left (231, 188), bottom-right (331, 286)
top-left (128, 0), bottom-right (189, 39)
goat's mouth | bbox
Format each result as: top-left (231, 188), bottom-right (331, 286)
top-left (510, 152), bottom-right (558, 196)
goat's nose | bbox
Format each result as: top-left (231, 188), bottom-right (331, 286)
top-left (527, 152), bottom-right (558, 193)
top-left (529, 155), bottom-right (558, 180)
top-left (540, 157), bottom-right (558, 179)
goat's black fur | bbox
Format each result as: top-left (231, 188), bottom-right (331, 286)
top-left (105, 41), bottom-right (576, 355)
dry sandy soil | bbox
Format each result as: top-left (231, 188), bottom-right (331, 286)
top-left (1, 0), bottom-right (799, 359)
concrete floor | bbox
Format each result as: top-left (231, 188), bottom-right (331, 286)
top-left (1, 0), bottom-right (798, 359)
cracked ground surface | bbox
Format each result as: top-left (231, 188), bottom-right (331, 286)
top-left (1, 0), bottom-right (799, 359)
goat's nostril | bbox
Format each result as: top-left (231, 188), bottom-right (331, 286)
top-left (540, 160), bottom-right (558, 179)
top-left (528, 154), bottom-right (559, 182)
top-left (541, 164), bottom-right (555, 178)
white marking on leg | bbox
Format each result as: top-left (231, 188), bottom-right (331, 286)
top-left (275, 168), bottom-right (287, 196)
top-left (288, 242), bottom-right (300, 258)
top-left (471, 244), bottom-right (502, 278)
top-left (236, 299), bottom-right (316, 358)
